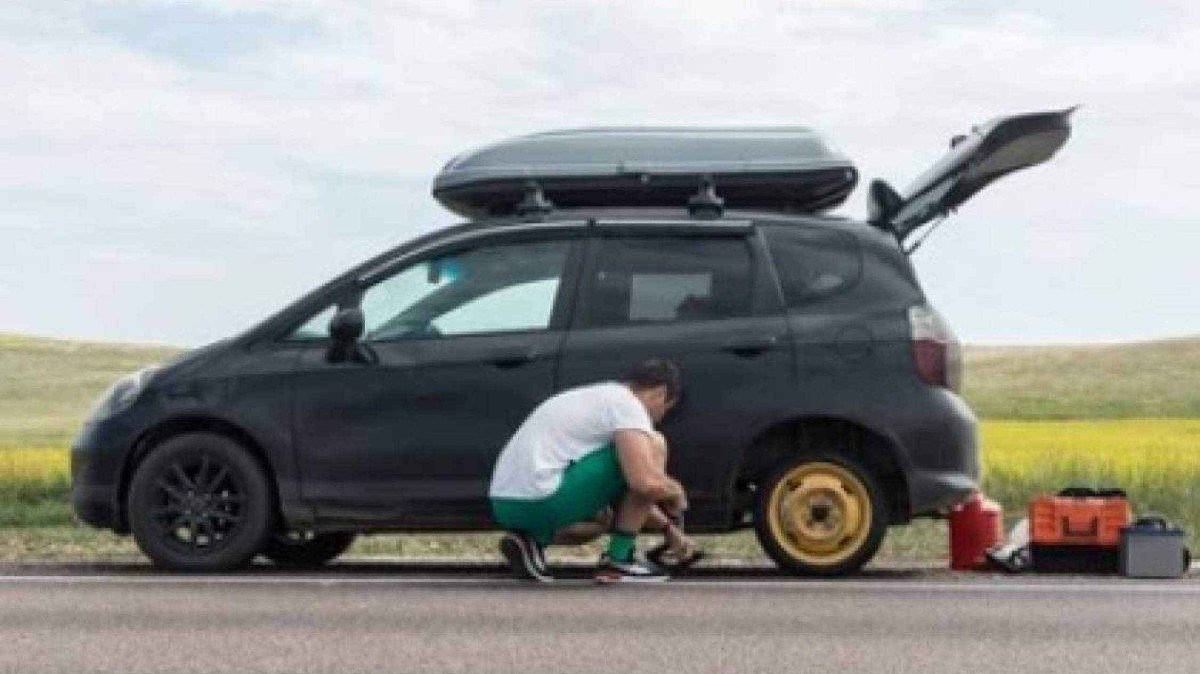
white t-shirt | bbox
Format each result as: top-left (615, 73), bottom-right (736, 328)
top-left (488, 382), bottom-right (656, 500)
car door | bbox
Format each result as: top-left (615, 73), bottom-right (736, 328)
top-left (556, 223), bottom-right (795, 527)
top-left (286, 227), bottom-right (584, 524)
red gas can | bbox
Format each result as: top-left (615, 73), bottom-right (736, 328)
top-left (948, 492), bottom-right (1004, 571)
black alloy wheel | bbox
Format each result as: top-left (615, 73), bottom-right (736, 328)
top-left (128, 433), bottom-right (273, 571)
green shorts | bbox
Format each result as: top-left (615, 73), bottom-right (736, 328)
top-left (491, 443), bottom-right (626, 545)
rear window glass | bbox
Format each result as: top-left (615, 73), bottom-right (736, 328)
top-left (584, 236), bottom-right (753, 328)
top-left (763, 226), bottom-right (861, 306)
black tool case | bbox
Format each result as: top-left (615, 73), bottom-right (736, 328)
top-left (431, 127), bottom-right (858, 219)
top-left (1120, 516), bottom-right (1191, 579)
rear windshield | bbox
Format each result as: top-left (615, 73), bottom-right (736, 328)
top-left (762, 226), bottom-right (861, 307)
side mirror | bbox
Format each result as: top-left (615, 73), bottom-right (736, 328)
top-left (326, 307), bottom-right (365, 363)
top-left (329, 307), bottom-right (364, 344)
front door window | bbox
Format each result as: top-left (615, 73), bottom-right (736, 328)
top-left (287, 239), bottom-right (571, 342)
top-left (362, 239), bottom-right (570, 340)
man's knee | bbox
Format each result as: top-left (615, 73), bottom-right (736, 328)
top-left (650, 431), bottom-right (668, 464)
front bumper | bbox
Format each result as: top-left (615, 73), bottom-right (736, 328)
top-left (70, 419), bottom-right (137, 532)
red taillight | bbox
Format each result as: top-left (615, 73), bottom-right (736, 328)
top-left (909, 304), bottom-right (962, 392)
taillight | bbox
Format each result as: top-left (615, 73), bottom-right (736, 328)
top-left (908, 304), bottom-right (962, 392)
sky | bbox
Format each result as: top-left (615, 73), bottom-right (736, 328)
top-left (3, 0), bottom-right (1198, 346)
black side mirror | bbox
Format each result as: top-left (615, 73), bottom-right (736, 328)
top-left (326, 307), bottom-right (365, 363)
top-left (329, 307), bottom-right (364, 343)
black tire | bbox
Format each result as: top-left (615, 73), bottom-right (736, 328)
top-left (262, 531), bottom-right (356, 568)
top-left (127, 432), bottom-right (274, 572)
top-left (753, 453), bottom-right (889, 576)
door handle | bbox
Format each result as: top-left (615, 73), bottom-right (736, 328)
top-left (720, 335), bottom-right (779, 357)
top-left (489, 347), bottom-right (537, 369)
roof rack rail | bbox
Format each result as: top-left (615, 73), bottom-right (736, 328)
top-left (687, 175), bottom-right (724, 219)
top-left (514, 181), bottom-right (554, 219)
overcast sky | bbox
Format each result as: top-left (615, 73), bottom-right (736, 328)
top-left (4, 0), bottom-right (1198, 346)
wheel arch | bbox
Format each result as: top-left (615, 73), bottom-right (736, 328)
top-left (117, 415), bottom-right (282, 532)
top-left (734, 415), bottom-right (913, 525)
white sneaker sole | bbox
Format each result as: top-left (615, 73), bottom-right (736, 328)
top-left (594, 572), bottom-right (670, 585)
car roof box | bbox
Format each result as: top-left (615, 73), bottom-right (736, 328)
top-left (432, 127), bottom-right (858, 219)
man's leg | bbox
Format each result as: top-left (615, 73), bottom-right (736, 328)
top-left (491, 499), bottom-right (556, 582)
top-left (605, 436), bottom-right (667, 563)
top-left (551, 508), bottom-right (613, 545)
top-left (539, 446), bottom-right (630, 554)
top-left (608, 489), bottom-right (657, 563)
top-left (623, 432), bottom-right (695, 556)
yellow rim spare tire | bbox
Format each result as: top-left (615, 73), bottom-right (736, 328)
top-left (754, 454), bottom-right (888, 576)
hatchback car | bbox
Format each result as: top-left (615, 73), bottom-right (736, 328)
top-left (72, 109), bottom-right (1072, 574)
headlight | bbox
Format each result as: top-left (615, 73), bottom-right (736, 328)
top-left (86, 365), bottom-right (161, 421)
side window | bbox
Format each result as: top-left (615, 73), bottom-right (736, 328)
top-left (763, 226), bottom-right (861, 306)
top-left (286, 304), bottom-right (337, 341)
top-left (584, 236), bottom-right (753, 328)
top-left (360, 239), bottom-right (570, 340)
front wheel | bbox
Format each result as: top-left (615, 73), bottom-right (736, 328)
top-left (262, 531), bottom-right (356, 568)
top-left (127, 432), bottom-right (274, 572)
top-left (754, 454), bottom-right (888, 576)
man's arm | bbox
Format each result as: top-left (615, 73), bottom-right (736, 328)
top-left (613, 429), bottom-right (687, 510)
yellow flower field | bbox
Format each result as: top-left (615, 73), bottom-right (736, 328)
top-left (980, 419), bottom-right (1200, 528)
top-left (0, 446), bottom-right (69, 494)
top-left (2, 419), bottom-right (1198, 541)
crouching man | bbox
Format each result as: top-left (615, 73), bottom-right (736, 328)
top-left (488, 359), bottom-right (697, 583)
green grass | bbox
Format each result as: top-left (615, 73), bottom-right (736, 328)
top-left (0, 333), bottom-right (177, 450)
top-left (964, 336), bottom-right (1200, 419)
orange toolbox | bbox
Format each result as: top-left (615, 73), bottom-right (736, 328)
top-left (1030, 487), bottom-right (1132, 547)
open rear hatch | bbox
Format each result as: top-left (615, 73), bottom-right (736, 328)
top-left (432, 127), bottom-right (858, 219)
top-left (868, 108), bottom-right (1075, 243)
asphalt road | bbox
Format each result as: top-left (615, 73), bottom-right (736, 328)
top-left (2, 564), bottom-right (1198, 673)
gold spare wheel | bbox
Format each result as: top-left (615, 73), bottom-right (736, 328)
top-left (766, 461), bottom-right (873, 566)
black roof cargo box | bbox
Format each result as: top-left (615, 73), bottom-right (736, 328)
top-left (432, 127), bottom-right (857, 219)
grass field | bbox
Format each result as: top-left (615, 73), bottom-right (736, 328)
top-left (965, 336), bottom-right (1200, 418)
top-left (1, 332), bottom-right (1198, 561)
top-left (0, 333), bottom-right (177, 450)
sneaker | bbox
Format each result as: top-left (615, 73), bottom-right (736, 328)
top-left (529, 539), bottom-right (549, 574)
top-left (499, 532), bottom-right (552, 583)
top-left (595, 554), bottom-right (670, 584)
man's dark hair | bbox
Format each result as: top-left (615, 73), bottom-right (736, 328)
top-left (622, 359), bottom-right (682, 402)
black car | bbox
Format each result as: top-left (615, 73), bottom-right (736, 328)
top-left (71, 109), bottom-right (1072, 574)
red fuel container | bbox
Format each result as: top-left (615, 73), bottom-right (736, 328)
top-left (948, 492), bottom-right (1004, 571)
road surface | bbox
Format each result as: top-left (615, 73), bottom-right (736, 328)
top-left (2, 563), bottom-right (1197, 673)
